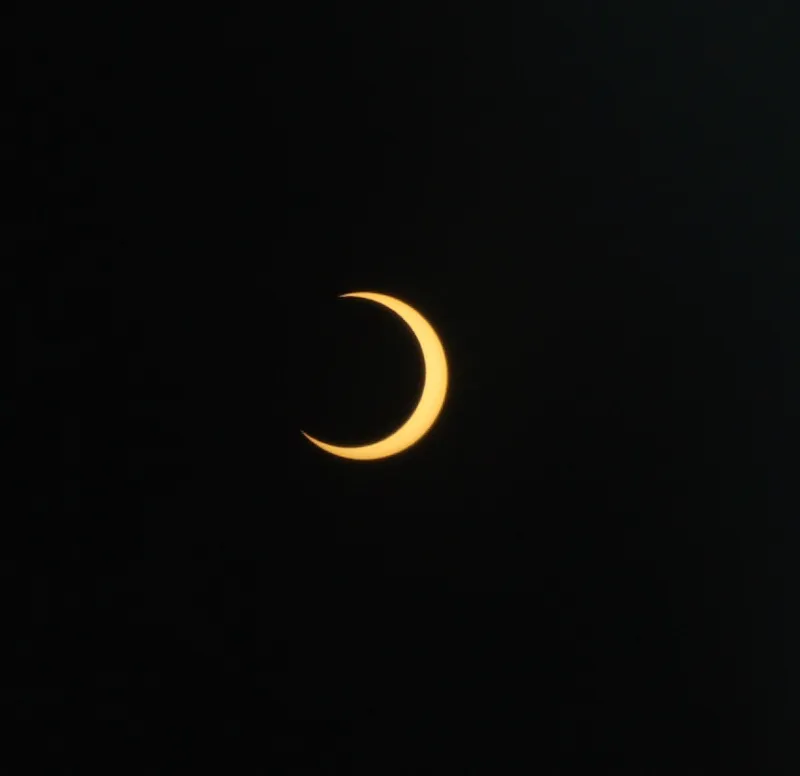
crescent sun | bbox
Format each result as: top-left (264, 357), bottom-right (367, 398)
top-left (301, 292), bottom-right (449, 461)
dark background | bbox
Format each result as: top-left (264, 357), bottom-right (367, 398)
top-left (10, 3), bottom-right (800, 772)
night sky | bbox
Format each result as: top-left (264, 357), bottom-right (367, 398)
top-left (12, 4), bottom-right (800, 772)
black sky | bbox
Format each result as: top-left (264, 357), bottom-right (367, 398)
top-left (11, 3), bottom-right (800, 772)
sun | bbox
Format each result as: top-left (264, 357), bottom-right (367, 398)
top-left (301, 292), bottom-right (448, 461)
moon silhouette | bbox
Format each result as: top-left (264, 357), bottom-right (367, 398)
top-left (301, 292), bottom-right (449, 461)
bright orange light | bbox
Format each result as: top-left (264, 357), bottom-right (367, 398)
top-left (302, 292), bottom-right (449, 461)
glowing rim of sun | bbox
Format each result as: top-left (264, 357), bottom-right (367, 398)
top-left (301, 292), bottom-right (449, 461)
